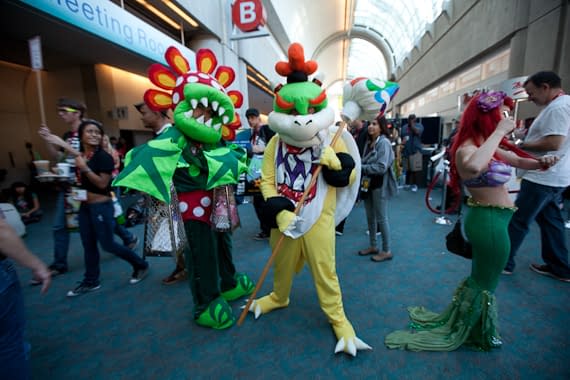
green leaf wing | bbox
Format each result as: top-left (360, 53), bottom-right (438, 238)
top-left (113, 128), bottom-right (187, 202)
top-left (203, 144), bottom-right (248, 190)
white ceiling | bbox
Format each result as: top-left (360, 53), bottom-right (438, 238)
top-left (265, 0), bottom-right (447, 88)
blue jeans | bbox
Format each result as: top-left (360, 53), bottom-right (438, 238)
top-left (51, 190), bottom-right (70, 272)
top-left (505, 180), bottom-right (570, 277)
top-left (0, 260), bottom-right (29, 380)
top-left (51, 191), bottom-right (135, 272)
top-left (364, 188), bottom-right (391, 252)
top-left (114, 222), bottom-right (136, 246)
top-left (78, 201), bottom-right (147, 285)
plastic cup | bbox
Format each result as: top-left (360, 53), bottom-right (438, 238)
top-left (33, 160), bottom-right (50, 176)
top-left (56, 163), bottom-right (71, 177)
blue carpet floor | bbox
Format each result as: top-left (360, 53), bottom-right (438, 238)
top-left (16, 188), bottom-right (570, 379)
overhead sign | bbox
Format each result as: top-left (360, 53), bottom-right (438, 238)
top-left (500, 76), bottom-right (528, 100)
top-left (19, 0), bottom-right (195, 67)
top-left (230, 0), bottom-right (268, 40)
top-left (28, 36), bottom-right (43, 70)
top-left (232, 0), bottom-right (265, 32)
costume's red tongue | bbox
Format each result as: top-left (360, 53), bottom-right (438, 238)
top-left (278, 183), bottom-right (316, 204)
top-left (285, 144), bottom-right (303, 154)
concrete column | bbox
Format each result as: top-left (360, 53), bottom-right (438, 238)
top-left (508, 29), bottom-right (528, 78)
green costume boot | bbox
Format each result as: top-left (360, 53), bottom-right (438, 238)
top-left (221, 273), bottom-right (255, 301)
top-left (195, 296), bottom-right (235, 329)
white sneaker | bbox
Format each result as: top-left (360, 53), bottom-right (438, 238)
top-left (130, 265), bottom-right (150, 284)
top-left (365, 230), bottom-right (381, 236)
top-left (411, 185), bottom-right (418, 192)
top-left (565, 220), bottom-right (570, 229)
top-left (67, 282), bottom-right (101, 297)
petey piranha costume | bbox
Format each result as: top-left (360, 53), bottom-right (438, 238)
top-left (114, 47), bottom-right (255, 329)
top-left (245, 43), bottom-right (383, 356)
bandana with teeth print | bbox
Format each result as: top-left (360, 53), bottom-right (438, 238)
top-left (113, 47), bottom-right (248, 202)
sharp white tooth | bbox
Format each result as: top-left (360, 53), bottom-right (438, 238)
top-left (196, 115), bottom-right (205, 124)
top-left (218, 106), bottom-right (225, 116)
top-left (205, 118), bottom-right (213, 127)
top-left (222, 115), bottom-right (229, 124)
top-left (213, 123), bottom-right (221, 131)
top-left (211, 101), bottom-right (219, 111)
top-left (190, 99), bottom-right (198, 109)
top-left (200, 97), bottom-right (208, 107)
top-left (184, 111), bottom-right (192, 118)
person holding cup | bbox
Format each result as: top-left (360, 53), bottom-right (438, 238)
top-left (38, 97), bottom-right (85, 277)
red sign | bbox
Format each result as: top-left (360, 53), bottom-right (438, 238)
top-left (232, 0), bottom-right (265, 32)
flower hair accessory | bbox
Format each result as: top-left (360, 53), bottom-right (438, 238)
top-left (477, 91), bottom-right (506, 112)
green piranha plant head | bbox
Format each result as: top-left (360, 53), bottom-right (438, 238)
top-left (268, 43), bottom-right (334, 148)
top-left (144, 47), bottom-right (243, 144)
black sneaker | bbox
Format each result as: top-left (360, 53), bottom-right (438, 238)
top-left (253, 232), bottom-right (269, 241)
top-left (529, 263), bottom-right (570, 283)
top-left (67, 282), bottom-right (101, 297)
top-left (48, 265), bottom-right (67, 277)
top-left (130, 264), bottom-right (150, 284)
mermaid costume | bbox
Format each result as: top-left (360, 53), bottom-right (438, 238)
top-left (385, 160), bottom-right (515, 351)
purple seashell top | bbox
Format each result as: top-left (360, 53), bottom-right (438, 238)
top-left (463, 159), bottom-right (512, 188)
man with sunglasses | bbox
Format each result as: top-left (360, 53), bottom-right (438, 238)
top-left (38, 98), bottom-right (85, 277)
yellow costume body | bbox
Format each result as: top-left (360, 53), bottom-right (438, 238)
top-left (246, 42), bottom-right (372, 356)
top-left (257, 134), bottom-right (357, 343)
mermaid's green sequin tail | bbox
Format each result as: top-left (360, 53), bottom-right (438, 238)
top-left (385, 277), bottom-right (502, 351)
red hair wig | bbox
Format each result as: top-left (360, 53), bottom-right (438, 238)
top-left (448, 94), bottom-right (534, 194)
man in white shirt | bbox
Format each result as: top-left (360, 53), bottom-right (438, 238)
top-left (504, 71), bottom-right (570, 282)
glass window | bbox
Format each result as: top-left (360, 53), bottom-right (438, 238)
top-left (347, 38), bottom-right (388, 80)
top-left (348, 0), bottom-right (446, 78)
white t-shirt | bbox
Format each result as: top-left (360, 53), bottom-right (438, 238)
top-left (523, 94), bottom-right (570, 187)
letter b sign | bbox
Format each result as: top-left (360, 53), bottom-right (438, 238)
top-left (232, 0), bottom-right (265, 32)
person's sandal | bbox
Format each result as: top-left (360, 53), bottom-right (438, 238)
top-left (162, 268), bottom-right (187, 285)
top-left (370, 252), bottom-right (393, 262)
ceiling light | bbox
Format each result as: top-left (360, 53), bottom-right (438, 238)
top-left (247, 74), bottom-right (273, 96)
top-left (162, 0), bottom-right (199, 27)
top-left (136, 0), bottom-right (181, 30)
top-left (247, 65), bottom-right (271, 86)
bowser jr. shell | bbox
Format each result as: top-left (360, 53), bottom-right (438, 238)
top-left (144, 47), bottom-right (244, 143)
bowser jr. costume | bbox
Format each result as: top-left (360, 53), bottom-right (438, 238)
top-left (245, 43), bottom-right (372, 356)
top-left (114, 47), bottom-right (254, 329)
